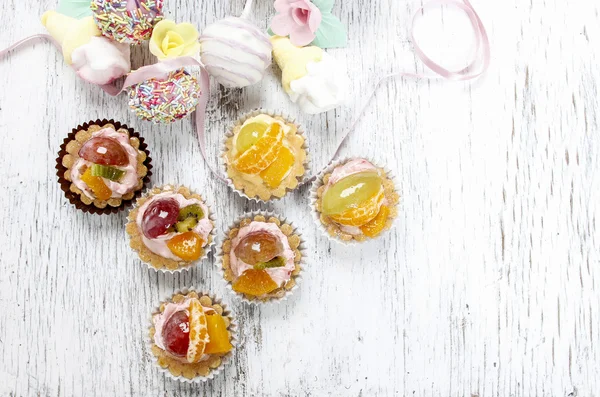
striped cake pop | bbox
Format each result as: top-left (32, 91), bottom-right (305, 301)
top-left (199, 16), bottom-right (272, 88)
top-left (91, 0), bottom-right (164, 45)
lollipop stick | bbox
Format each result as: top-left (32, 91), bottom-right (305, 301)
top-left (241, 0), bottom-right (254, 19)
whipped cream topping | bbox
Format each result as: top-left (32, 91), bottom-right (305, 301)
top-left (152, 298), bottom-right (215, 362)
top-left (136, 192), bottom-right (213, 261)
top-left (71, 36), bottom-right (131, 85)
top-left (288, 53), bottom-right (349, 114)
top-left (71, 127), bottom-right (139, 200)
top-left (229, 221), bottom-right (295, 289)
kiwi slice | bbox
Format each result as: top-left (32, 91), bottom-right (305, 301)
top-left (175, 217), bottom-right (198, 233)
top-left (178, 204), bottom-right (204, 221)
top-left (254, 256), bottom-right (286, 270)
top-left (90, 164), bottom-right (125, 181)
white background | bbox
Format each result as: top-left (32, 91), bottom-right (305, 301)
top-left (0, 0), bottom-right (599, 396)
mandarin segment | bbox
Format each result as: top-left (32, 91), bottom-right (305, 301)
top-left (186, 299), bottom-right (209, 364)
top-left (167, 232), bottom-right (204, 261)
top-left (80, 167), bottom-right (113, 200)
top-left (360, 205), bottom-right (391, 237)
top-left (259, 145), bottom-right (295, 188)
top-left (232, 123), bottom-right (284, 174)
top-left (204, 313), bottom-right (233, 354)
top-left (232, 269), bottom-right (278, 297)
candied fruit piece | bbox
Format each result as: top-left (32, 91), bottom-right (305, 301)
top-left (234, 230), bottom-right (284, 265)
top-left (141, 198), bottom-right (180, 238)
top-left (80, 167), bottom-right (112, 201)
top-left (329, 188), bottom-right (385, 227)
top-left (162, 310), bottom-right (190, 358)
top-left (236, 121), bottom-right (268, 153)
top-left (167, 232), bottom-right (204, 261)
top-left (187, 299), bottom-right (209, 363)
top-left (78, 137), bottom-right (129, 166)
top-left (322, 171), bottom-right (383, 215)
top-left (232, 269), bottom-right (278, 296)
top-left (360, 205), bottom-right (390, 237)
top-left (204, 313), bottom-right (233, 354)
top-left (259, 145), bottom-right (295, 188)
top-left (232, 123), bottom-right (283, 174)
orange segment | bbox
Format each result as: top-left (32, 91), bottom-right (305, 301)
top-left (232, 269), bottom-right (278, 296)
top-left (80, 167), bottom-right (112, 201)
top-left (186, 299), bottom-right (209, 363)
top-left (167, 232), bottom-right (204, 261)
top-left (232, 123), bottom-right (283, 174)
top-left (360, 205), bottom-right (390, 237)
top-left (329, 188), bottom-right (385, 227)
top-left (204, 313), bottom-right (233, 354)
top-left (259, 145), bottom-right (295, 188)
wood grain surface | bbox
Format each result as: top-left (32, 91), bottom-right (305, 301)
top-left (1, 0), bottom-right (599, 396)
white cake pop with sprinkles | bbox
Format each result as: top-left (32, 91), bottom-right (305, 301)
top-left (199, 16), bottom-right (272, 88)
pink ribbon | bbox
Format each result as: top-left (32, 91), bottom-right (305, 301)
top-left (0, 0), bottom-right (489, 188)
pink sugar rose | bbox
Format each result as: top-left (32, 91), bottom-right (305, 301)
top-left (271, 0), bottom-right (322, 47)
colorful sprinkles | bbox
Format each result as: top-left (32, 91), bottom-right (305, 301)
top-left (91, 0), bottom-right (164, 44)
top-left (128, 69), bottom-right (201, 124)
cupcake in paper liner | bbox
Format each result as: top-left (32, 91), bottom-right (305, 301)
top-left (126, 185), bottom-right (216, 272)
top-left (149, 289), bottom-right (236, 382)
top-left (220, 110), bottom-right (309, 202)
top-left (217, 211), bottom-right (304, 304)
top-left (310, 157), bottom-right (400, 244)
top-left (56, 119), bottom-right (152, 214)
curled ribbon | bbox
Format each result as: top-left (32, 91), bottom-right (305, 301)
top-left (0, 0), bottom-right (489, 187)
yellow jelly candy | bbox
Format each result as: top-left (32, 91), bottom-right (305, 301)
top-left (232, 269), bottom-right (278, 296)
top-left (259, 146), bottom-right (295, 188)
top-left (80, 167), bottom-right (112, 201)
top-left (232, 123), bottom-right (283, 174)
top-left (204, 313), bottom-right (233, 354)
top-left (236, 121), bottom-right (268, 153)
top-left (360, 205), bottom-right (390, 237)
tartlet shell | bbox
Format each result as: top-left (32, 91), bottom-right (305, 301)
top-left (148, 288), bottom-right (237, 383)
top-left (55, 119), bottom-right (153, 215)
top-left (215, 210), bottom-right (305, 305)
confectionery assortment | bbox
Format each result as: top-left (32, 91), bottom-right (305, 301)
top-left (149, 290), bottom-right (235, 380)
top-left (222, 111), bottom-right (308, 201)
top-left (219, 213), bottom-right (303, 303)
top-left (0, 0), bottom-right (447, 383)
top-left (312, 158), bottom-right (400, 243)
top-left (56, 120), bottom-right (151, 214)
top-left (126, 185), bottom-right (215, 271)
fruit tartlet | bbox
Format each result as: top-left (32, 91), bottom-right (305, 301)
top-left (126, 185), bottom-right (216, 271)
top-left (218, 212), bottom-right (304, 303)
top-left (221, 110), bottom-right (308, 201)
top-left (56, 119), bottom-right (152, 214)
top-left (311, 158), bottom-right (399, 243)
top-left (149, 290), bottom-right (236, 382)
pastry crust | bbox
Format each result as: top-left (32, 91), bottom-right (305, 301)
top-left (315, 161), bottom-right (400, 242)
top-left (126, 185), bottom-right (215, 271)
top-left (223, 113), bottom-right (307, 201)
top-left (61, 122), bottom-right (148, 208)
top-left (149, 291), bottom-right (234, 380)
top-left (221, 214), bottom-right (302, 302)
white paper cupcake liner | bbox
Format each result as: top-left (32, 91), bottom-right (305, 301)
top-left (126, 184), bottom-right (218, 273)
top-left (218, 109), bottom-right (311, 203)
top-left (215, 210), bottom-right (306, 305)
top-left (309, 156), bottom-right (400, 245)
top-left (147, 288), bottom-right (238, 383)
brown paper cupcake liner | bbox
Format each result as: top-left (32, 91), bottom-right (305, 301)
top-left (215, 210), bottom-right (305, 305)
top-left (126, 184), bottom-right (217, 273)
top-left (219, 109), bottom-right (311, 203)
top-left (148, 288), bottom-right (237, 383)
top-left (55, 119), bottom-right (153, 215)
top-left (309, 156), bottom-right (400, 245)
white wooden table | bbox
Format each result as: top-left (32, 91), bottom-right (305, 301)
top-left (1, 0), bottom-right (599, 395)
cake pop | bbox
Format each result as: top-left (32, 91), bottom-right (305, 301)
top-left (91, 0), bottom-right (164, 44)
top-left (41, 10), bottom-right (131, 85)
top-left (270, 36), bottom-right (348, 114)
